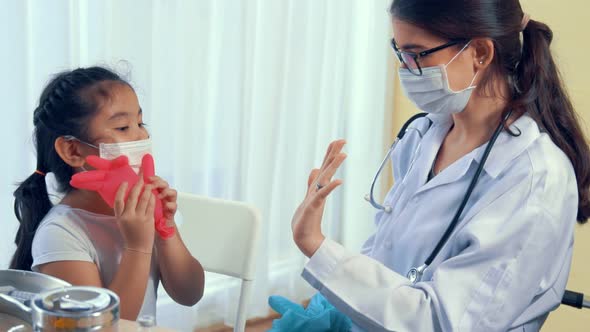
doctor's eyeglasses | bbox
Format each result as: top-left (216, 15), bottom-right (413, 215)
top-left (390, 38), bottom-right (469, 76)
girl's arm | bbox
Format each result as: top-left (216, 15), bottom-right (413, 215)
top-left (39, 178), bottom-right (159, 320)
top-left (39, 249), bottom-right (153, 320)
top-left (156, 229), bottom-right (205, 306)
top-left (149, 176), bottom-right (205, 306)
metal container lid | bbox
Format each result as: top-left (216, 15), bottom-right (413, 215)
top-left (31, 287), bottom-right (119, 331)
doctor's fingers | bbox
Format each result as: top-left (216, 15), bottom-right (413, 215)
top-left (317, 153), bottom-right (347, 186)
top-left (315, 179), bottom-right (343, 200)
top-left (320, 139), bottom-right (346, 170)
top-left (307, 169), bottom-right (321, 189)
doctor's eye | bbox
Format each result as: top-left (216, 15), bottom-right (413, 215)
top-left (115, 126), bottom-right (130, 132)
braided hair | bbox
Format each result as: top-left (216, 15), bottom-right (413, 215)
top-left (10, 67), bottom-right (131, 270)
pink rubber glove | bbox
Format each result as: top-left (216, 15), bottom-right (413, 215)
top-left (138, 154), bottom-right (175, 239)
top-left (70, 154), bottom-right (175, 238)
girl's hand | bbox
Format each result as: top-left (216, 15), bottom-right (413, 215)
top-left (114, 172), bottom-right (156, 253)
top-left (149, 176), bottom-right (178, 221)
top-left (291, 140), bottom-right (347, 257)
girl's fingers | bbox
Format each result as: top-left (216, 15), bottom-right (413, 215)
top-left (164, 201), bottom-right (177, 213)
top-left (125, 177), bottom-right (144, 213)
top-left (149, 176), bottom-right (169, 190)
top-left (114, 182), bottom-right (128, 217)
top-left (136, 184), bottom-right (153, 216)
top-left (146, 193), bottom-right (156, 219)
top-left (158, 188), bottom-right (177, 200)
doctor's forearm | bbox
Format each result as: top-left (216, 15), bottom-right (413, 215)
top-left (303, 239), bottom-right (442, 332)
top-left (156, 230), bottom-right (205, 306)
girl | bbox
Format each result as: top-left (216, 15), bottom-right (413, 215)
top-left (286, 0), bottom-right (590, 331)
top-left (10, 67), bottom-right (205, 320)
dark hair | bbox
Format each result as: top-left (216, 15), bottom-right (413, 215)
top-left (390, 0), bottom-right (590, 223)
top-left (10, 67), bottom-right (131, 270)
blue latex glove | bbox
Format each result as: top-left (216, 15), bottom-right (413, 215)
top-left (267, 293), bottom-right (352, 332)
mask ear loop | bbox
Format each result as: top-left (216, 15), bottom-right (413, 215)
top-left (442, 40), bottom-right (479, 93)
top-left (444, 41), bottom-right (472, 69)
top-left (62, 135), bottom-right (100, 150)
top-left (62, 136), bottom-right (99, 173)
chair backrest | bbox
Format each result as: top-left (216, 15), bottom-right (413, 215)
top-left (176, 192), bottom-right (261, 281)
top-left (176, 193), bottom-right (261, 332)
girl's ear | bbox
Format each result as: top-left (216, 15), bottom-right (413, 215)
top-left (54, 137), bottom-right (88, 168)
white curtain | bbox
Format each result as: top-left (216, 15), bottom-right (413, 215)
top-left (0, 0), bottom-right (395, 329)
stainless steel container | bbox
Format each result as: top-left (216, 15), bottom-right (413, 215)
top-left (31, 286), bottom-right (120, 331)
top-left (0, 269), bottom-right (71, 331)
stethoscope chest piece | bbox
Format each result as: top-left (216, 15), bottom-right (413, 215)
top-left (407, 264), bottom-right (427, 284)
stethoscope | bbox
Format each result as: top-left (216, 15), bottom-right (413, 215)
top-left (365, 111), bottom-right (512, 284)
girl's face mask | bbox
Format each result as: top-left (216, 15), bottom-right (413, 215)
top-left (64, 136), bottom-right (152, 174)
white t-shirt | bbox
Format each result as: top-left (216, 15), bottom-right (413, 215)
top-left (31, 204), bottom-right (159, 318)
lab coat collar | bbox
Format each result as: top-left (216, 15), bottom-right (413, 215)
top-left (414, 113), bottom-right (541, 195)
top-left (414, 117), bottom-right (469, 195)
top-left (410, 113), bottom-right (541, 196)
top-left (473, 113), bottom-right (541, 178)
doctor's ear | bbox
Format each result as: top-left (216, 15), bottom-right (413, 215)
top-left (471, 38), bottom-right (495, 69)
top-left (54, 137), bottom-right (88, 168)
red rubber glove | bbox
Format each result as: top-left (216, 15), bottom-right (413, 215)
top-left (138, 154), bottom-right (175, 239)
top-left (70, 154), bottom-right (175, 239)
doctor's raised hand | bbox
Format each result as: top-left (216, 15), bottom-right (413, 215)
top-left (291, 139), bottom-right (347, 258)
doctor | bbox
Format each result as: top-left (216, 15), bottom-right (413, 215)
top-left (288, 0), bottom-right (590, 331)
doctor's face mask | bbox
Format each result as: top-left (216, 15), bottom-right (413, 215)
top-left (397, 41), bottom-right (479, 115)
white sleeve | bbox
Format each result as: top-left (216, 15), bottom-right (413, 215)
top-left (302, 191), bottom-right (573, 331)
top-left (359, 233), bottom-right (376, 256)
top-left (32, 221), bottom-right (95, 271)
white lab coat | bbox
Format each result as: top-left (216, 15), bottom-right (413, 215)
top-left (302, 113), bottom-right (577, 331)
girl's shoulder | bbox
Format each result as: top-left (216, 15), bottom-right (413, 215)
top-left (31, 205), bottom-right (104, 271)
top-left (35, 204), bottom-right (117, 241)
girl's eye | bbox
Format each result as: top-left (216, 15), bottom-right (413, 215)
top-left (116, 126), bottom-right (129, 132)
top-left (139, 122), bottom-right (148, 128)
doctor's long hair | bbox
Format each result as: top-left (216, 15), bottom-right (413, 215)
top-left (10, 67), bottom-right (131, 270)
top-left (390, 0), bottom-right (590, 223)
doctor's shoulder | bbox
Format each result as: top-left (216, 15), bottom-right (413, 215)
top-left (390, 114), bottom-right (436, 171)
top-left (395, 113), bottom-right (433, 147)
top-left (523, 131), bottom-right (578, 213)
top-left (492, 124), bottom-right (579, 228)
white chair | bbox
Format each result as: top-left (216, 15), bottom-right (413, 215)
top-left (176, 192), bottom-right (261, 332)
